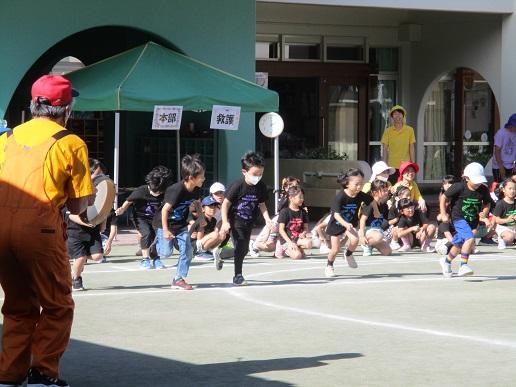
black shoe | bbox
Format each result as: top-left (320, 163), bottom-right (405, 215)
top-left (232, 274), bottom-right (247, 286)
top-left (72, 276), bottom-right (84, 291)
top-left (27, 368), bottom-right (69, 387)
top-left (479, 237), bottom-right (497, 246)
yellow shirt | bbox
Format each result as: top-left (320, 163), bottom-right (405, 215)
top-left (0, 118), bottom-right (93, 208)
top-left (380, 125), bottom-right (416, 169)
top-left (393, 181), bottom-right (423, 202)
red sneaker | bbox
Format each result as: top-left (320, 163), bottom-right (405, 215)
top-left (172, 278), bottom-right (193, 290)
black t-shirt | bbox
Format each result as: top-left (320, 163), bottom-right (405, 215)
top-left (493, 199), bottom-right (516, 227)
top-left (226, 177), bottom-right (268, 225)
top-left (326, 191), bottom-right (372, 235)
top-left (277, 207), bottom-right (309, 241)
top-left (127, 185), bottom-right (164, 220)
top-left (362, 201), bottom-right (390, 230)
top-left (388, 205), bottom-right (400, 222)
top-left (152, 182), bottom-right (201, 231)
top-left (190, 214), bottom-right (217, 236)
top-left (398, 209), bottom-right (428, 229)
top-left (445, 182), bottom-right (492, 225)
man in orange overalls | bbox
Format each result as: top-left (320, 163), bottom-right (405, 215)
top-left (0, 75), bottom-right (93, 386)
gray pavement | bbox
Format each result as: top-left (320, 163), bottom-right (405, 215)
top-left (1, 239), bottom-right (516, 386)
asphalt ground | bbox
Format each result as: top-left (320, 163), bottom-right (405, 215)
top-left (1, 234), bottom-right (516, 386)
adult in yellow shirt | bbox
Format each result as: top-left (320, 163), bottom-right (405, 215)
top-left (0, 75), bottom-right (93, 386)
top-left (381, 105), bottom-right (416, 184)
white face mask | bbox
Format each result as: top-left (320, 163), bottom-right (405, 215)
top-left (247, 174), bottom-right (262, 185)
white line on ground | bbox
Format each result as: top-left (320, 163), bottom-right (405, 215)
top-left (226, 288), bottom-right (516, 350)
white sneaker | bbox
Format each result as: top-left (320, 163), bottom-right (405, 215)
top-left (248, 240), bottom-right (260, 257)
top-left (457, 264), bottom-right (474, 277)
top-left (319, 243), bottom-right (330, 254)
top-left (498, 239), bottom-right (506, 250)
top-left (345, 254), bottom-right (358, 269)
top-left (435, 239), bottom-right (449, 256)
top-left (439, 256), bottom-right (452, 278)
top-left (362, 245), bottom-right (372, 256)
top-left (473, 247), bottom-right (479, 254)
top-left (325, 265), bottom-right (336, 278)
top-left (389, 240), bottom-right (401, 250)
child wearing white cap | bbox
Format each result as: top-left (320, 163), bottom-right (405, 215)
top-left (439, 162), bottom-right (494, 278)
top-left (362, 161), bottom-right (395, 194)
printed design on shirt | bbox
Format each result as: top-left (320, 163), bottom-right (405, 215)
top-left (503, 137), bottom-right (514, 156)
top-left (236, 194), bottom-right (258, 221)
top-left (144, 201), bottom-right (160, 217)
top-left (461, 197), bottom-right (481, 222)
top-left (506, 209), bottom-right (516, 226)
top-left (337, 203), bottom-right (358, 224)
top-left (287, 217), bottom-right (304, 240)
top-left (169, 199), bottom-right (194, 222)
top-left (370, 216), bottom-right (384, 229)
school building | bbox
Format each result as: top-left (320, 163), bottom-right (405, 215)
top-left (1, 0), bottom-right (515, 193)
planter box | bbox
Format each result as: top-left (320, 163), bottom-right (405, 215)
top-left (263, 159), bottom-right (372, 208)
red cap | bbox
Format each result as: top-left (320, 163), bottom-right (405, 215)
top-left (31, 75), bottom-right (78, 106)
top-left (398, 161), bottom-right (419, 181)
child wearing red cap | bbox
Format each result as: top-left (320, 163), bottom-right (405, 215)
top-left (392, 161), bottom-right (427, 212)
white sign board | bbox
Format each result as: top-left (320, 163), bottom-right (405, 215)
top-left (152, 105), bottom-right (183, 130)
top-left (255, 72), bottom-right (268, 88)
top-left (210, 105), bottom-right (241, 130)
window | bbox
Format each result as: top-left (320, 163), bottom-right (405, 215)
top-left (369, 48), bottom-right (399, 72)
top-left (325, 37), bottom-right (366, 62)
top-left (256, 34), bottom-right (280, 60)
top-left (283, 35), bottom-right (321, 61)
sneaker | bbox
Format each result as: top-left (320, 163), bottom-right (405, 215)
top-left (274, 241), bottom-right (285, 259)
top-left (345, 254), bottom-right (358, 269)
top-left (457, 264), bottom-right (474, 277)
top-left (232, 274), bottom-right (248, 286)
top-left (248, 240), bottom-right (260, 257)
top-left (362, 245), bottom-right (373, 257)
top-left (153, 258), bottom-right (166, 269)
top-left (194, 252), bottom-right (214, 261)
top-left (100, 256), bottom-right (108, 263)
top-left (498, 239), bottom-right (507, 250)
top-left (172, 278), bottom-right (193, 290)
top-left (27, 368), bottom-right (69, 387)
top-left (324, 265), bottom-right (336, 278)
top-left (479, 237), bottom-right (497, 246)
top-left (439, 256), bottom-right (452, 278)
top-left (435, 239), bottom-right (449, 256)
top-left (139, 258), bottom-right (153, 269)
top-left (398, 244), bottom-right (411, 252)
top-left (319, 242), bottom-right (330, 254)
top-left (473, 247), bottom-right (480, 254)
top-left (72, 276), bottom-right (84, 291)
top-left (389, 240), bottom-right (401, 250)
top-left (213, 247), bottom-right (224, 270)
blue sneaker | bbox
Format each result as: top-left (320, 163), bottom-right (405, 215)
top-left (153, 258), bottom-right (166, 269)
top-left (139, 258), bottom-right (153, 269)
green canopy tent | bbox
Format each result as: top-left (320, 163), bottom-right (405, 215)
top-left (66, 41), bottom-right (278, 204)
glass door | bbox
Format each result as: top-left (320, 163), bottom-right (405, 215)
top-left (327, 84), bottom-right (359, 160)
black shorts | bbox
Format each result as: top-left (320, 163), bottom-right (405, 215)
top-left (67, 233), bottom-right (103, 259)
top-left (135, 217), bottom-right (156, 249)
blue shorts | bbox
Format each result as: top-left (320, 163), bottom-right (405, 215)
top-left (451, 219), bottom-right (475, 247)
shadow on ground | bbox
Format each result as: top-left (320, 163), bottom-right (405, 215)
top-left (0, 324), bottom-right (361, 386)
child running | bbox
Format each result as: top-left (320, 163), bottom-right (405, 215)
top-left (116, 165), bottom-right (172, 269)
top-left (277, 186), bottom-right (312, 259)
top-left (154, 155), bottom-right (205, 290)
top-left (221, 151), bottom-right (272, 286)
top-left (493, 178), bottom-right (516, 249)
top-left (439, 162), bottom-right (493, 277)
top-left (359, 179), bottom-right (392, 256)
top-left (325, 168), bottom-right (372, 277)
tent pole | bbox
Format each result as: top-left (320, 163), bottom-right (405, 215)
top-left (274, 136), bottom-right (279, 215)
top-left (114, 111), bottom-right (120, 209)
top-left (176, 130), bottom-right (181, 182)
